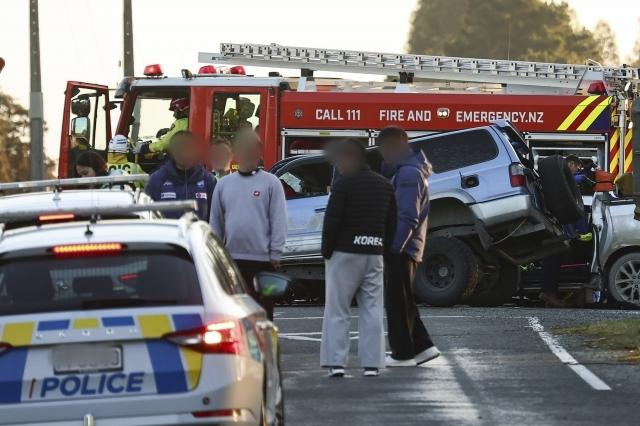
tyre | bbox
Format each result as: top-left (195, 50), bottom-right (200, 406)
top-left (538, 155), bottom-right (584, 225)
top-left (468, 262), bottom-right (521, 307)
top-left (607, 252), bottom-right (640, 308)
top-left (414, 237), bottom-right (479, 306)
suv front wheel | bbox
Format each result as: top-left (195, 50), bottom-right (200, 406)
top-left (414, 237), bottom-right (479, 306)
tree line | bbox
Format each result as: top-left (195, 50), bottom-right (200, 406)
top-left (408, 0), bottom-right (640, 66)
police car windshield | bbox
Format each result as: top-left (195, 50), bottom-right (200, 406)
top-left (0, 246), bottom-right (202, 316)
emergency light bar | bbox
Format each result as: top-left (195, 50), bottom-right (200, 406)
top-left (0, 174), bottom-right (149, 192)
top-left (0, 200), bottom-right (197, 223)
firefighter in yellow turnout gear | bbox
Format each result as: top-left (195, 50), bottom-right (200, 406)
top-left (107, 134), bottom-right (146, 180)
top-left (136, 97), bottom-right (189, 154)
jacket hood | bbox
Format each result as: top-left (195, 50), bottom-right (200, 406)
top-left (385, 149), bottom-right (432, 178)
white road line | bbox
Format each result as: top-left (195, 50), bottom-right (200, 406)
top-left (527, 316), bottom-right (611, 391)
top-left (274, 315), bottom-right (494, 320)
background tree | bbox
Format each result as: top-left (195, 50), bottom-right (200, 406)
top-left (0, 92), bottom-right (54, 182)
top-left (407, 0), bottom-right (601, 64)
top-left (593, 20), bottom-right (620, 65)
top-left (627, 18), bottom-right (640, 67)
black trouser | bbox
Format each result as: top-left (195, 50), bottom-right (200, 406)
top-left (385, 253), bottom-right (434, 360)
top-left (234, 259), bottom-right (275, 320)
top-left (541, 240), bottom-right (592, 295)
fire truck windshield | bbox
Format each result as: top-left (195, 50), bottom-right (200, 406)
top-left (127, 89), bottom-right (189, 143)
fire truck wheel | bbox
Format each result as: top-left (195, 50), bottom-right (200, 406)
top-left (414, 237), bottom-right (479, 307)
top-left (538, 155), bottom-right (584, 225)
top-left (467, 262), bottom-right (520, 307)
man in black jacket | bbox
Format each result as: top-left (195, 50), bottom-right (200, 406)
top-left (320, 139), bottom-right (397, 378)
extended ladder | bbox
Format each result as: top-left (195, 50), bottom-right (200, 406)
top-left (199, 42), bottom-right (639, 94)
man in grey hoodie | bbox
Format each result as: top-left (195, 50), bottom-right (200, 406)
top-left (209, 130), bottom-right (287, 319)
top-left (377, 126), bottom-right (440, 367)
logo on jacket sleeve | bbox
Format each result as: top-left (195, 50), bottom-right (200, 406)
top-left (196, 180), bottom-right (205, 188)
top-left (160, 192), bottom-right (177, 200)
top-left (253, 190), bottom-right (261, 197)
top-left (195, 192), bottom-right (207, 199)
top-left (353, 236), bottom-right (383, 247)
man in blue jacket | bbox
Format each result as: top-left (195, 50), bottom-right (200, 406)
top-left (145, 131), bottom-right (216, 221)
top-left (377, 126), bottom-right (440, 367)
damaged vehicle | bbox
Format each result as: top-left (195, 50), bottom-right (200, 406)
top-left (273, 120), bottom-right (583, 307)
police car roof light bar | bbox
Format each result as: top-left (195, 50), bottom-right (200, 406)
top-left (0, 174), bottom-right (149, 192)
top-left (0, 200), bottom-right (198, 223)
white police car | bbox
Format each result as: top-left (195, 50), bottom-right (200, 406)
top-left (0, 202), bottom-right (288, 425)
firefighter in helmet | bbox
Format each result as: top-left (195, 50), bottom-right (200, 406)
top-left (136, 97), bottom-right (189, 154)
top-left (107, 134), bottom-right (146, 177)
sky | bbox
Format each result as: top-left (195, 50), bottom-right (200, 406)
top-left (0, 0), bottom-right (639, 159)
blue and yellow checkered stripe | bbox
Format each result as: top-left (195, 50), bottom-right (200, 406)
top-left (0, 313), bottom-right (204, 403)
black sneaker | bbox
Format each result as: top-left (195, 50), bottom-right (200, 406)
top-left (363, 368), bottom-right (379, 377)
top-left (327, 367), bottom-right (345, 377)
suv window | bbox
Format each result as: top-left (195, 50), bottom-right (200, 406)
top-left (0, 245), bottom-right (202, 316)
top-left (280, 162), bottom-right (332, 198)
top-left (413, 129), bottom-right (498, 174)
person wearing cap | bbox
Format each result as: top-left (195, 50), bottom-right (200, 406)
top-left (145, 131), bottom-right (215, 221)
top-left (136, 97), bottom-right (190, 154)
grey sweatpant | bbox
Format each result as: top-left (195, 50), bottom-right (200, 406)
top-left (320, 251), bottom-right (385, 369)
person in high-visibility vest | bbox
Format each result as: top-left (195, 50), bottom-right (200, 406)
top-left (107, 134), bottom-right (146, 177)
top-left (136, 97), bottom-right (189, 154)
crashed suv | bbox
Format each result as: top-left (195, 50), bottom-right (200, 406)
top-left (272, 121), bottom-right (583, 307)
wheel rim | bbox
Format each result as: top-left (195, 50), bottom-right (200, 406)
top-left (424, 254), bottom-right (455, 290)
top-left (613, 259), bottom-right (640, 305)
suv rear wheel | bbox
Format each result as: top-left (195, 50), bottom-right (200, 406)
top-left (468, 262), bottom-right (520, 307)
top-left (538, 155), bottom-right (584, 225)
top-left (414, 237), bottom-right (479, 306)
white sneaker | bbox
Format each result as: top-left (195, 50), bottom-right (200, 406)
top-left (414, 346), bottom-right (441, 365)
top-left (363, 368), bottom-right (379, 377)
top-left (327, 367), bottom-right (345, 377)
top-left (385, 355), bottom-right (417, 367)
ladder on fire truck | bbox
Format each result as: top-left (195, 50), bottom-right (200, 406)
top-left (200, 42), bottom-right (639, 95)
top-left (200, 42), bottom-right (640, 174)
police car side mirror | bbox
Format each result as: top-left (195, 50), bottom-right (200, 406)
top-left (253, 272), bottom-right (291, 300)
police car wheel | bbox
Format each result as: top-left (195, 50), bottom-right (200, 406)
top-left (607, 252), bottom-right (640, 308)
top-left (414, 237), bottom-right (480, 307)
top-left (468, 262), bottom-right (520, 307)
top-left (538, 155), bottom-right (584, 225)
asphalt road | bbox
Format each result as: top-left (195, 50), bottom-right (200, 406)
top-left (275, 306), bottom-right (640, 426)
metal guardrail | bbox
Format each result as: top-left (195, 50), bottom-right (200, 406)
top-left (0, 174), bottom-right (149, 192)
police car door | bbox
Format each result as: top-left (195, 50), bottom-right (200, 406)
top-left (272, 156), bottom-right (332, 262)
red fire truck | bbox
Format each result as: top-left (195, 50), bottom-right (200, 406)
top-left (57, 42), bottom-right (638, 178)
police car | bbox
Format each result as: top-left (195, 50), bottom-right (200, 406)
top-left (0, 202), bottom-right (288, 425)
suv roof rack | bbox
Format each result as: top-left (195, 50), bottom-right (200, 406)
top-left (0, 174), bottom-right (149, 193)
top-left (0, 200), bottom-right (197, 224)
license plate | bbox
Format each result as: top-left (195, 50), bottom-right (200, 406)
top-left (53, 345), bottom-right (122, 374)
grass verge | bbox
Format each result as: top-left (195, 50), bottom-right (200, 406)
top-left (557, 319), bottom-right (640, 362)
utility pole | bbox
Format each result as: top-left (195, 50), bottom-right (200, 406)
top-left (29, 0), bottom-right (44, 180)
top-left (123, 0), bottom-right (140, 140)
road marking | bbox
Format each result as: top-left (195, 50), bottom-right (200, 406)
top-left (280, 331), bottom-right (362, 342)
top-left (528, 316), bottom-right (611, 391)
top-left (274, 315), bottom-right (495, 320)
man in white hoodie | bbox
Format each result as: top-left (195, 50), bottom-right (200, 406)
top-left (209, 130), bottom-right (287, 319)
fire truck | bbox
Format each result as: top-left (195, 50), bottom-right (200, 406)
top-left (58, 42), bottom-right (638, 178)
